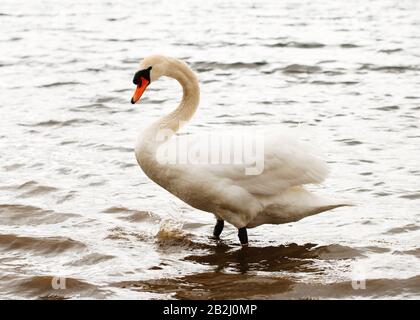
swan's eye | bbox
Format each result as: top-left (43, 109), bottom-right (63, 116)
top-left (133, 67), bottom-right (152, 85)
top-left (133, 72), bottom-right (141, 85)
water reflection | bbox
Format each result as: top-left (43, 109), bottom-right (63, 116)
top-left (113, 242), bottom-right (366, 299)
top-left (185, 243), bottom-right (321, 274)
top-left (115, 271), bottom-right (295, 300)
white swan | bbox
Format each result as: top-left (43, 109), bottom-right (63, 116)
top-left (131, 55), bottom-right (349, 246)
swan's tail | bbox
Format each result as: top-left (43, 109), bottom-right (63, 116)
top-left (247, 187), bottom-right (354, 228)
top-left (298, 190), bottom-right (355, 217)
top-left (310, 202), bottom-right (354, 214)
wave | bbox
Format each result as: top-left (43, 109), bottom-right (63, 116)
top-left (335, 138), bottom-right (363, 146)
top-left (17, 181), bottom-right (58, 198)
top-left (374, 105), bottom-right (400, 111)
top-left (105, 226), bottom-right (154, 243)
top-left (282, 64), bottom-right (322, 74)
top-left (102, 206), bottom-right (160, 222)
top-left (193, 61), bottom-right (267, 72)
top-left (393, 248), bottom-right (420, 258)
top-left (37, 81), bottom-right (82, 88)
top-left (96, 144), bottom-right (133, 153)
top-left (0, 234), bottom-right (86, 255)
top-left (19, 118), bottom-right (93, 127)
top-left (106, 37), bottom-right (142, 42)
top-left (313, 244), bottom-right (365, 260)
top-left (0, 204), bottom-right (78, 225)
top-left (70, 103), bottom-right (111, 112)
top-left (65, 253), bottom-right (115, 266)
top-left (399, 192), bottom-right (420, 200)
top-left (56, 191), bottom-right (77, 204)
top-left (155, 220), bottom-right (208, 249)
top-left (266, 41), bottom-right (325, 48)
top-left (3, 275), bottom-right (106, 299)
top-left (385, 223), bottom-right (420, 234)
top-left (2, 163), bottom-right (24, 171)
top-left (359, 64), bottom-right (419, 73)
top-left (311, 80), bottom-right (359, 86)
top-left (379, 48), bottom-right (402, 54)
top-left (340, 43), bottom-right (360, 48)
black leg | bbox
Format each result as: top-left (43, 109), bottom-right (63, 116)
top-left (212, 219), bottom-right (224, 239)
top-left (238, 227), bottom-right (248, 246)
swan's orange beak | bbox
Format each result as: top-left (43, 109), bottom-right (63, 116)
top-left (131, 78), bottom-right (149, 104)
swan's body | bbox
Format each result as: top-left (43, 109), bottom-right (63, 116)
top-left (131, 55), bottom-right (348, 245)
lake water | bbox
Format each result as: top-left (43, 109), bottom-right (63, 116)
top-left (0, 0), bottom-right (419, 299)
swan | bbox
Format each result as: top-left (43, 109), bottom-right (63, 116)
top-left (130, 55), bottom-right (349, 246)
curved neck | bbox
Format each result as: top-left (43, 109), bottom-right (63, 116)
top-left (144, 59), bottom-right (200, 147)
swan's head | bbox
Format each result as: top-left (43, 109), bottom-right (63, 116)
top-left (130, 55), bottom-right (169, 104)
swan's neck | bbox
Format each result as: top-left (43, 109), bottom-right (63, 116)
top-left (141, 59), bottom-right (200, 150)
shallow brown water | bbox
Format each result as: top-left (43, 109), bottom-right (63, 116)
top-left (0, 0), bottom-right (419, 299)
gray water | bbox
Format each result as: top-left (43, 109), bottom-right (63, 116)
top-left (0, 0), bottom-right (419, 299)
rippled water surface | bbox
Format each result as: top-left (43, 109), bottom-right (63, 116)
top-left (1, 0), bottom-right (419, 299)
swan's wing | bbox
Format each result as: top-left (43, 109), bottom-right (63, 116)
top-left (157, 130), bottom-right (329, 196)
top-left (207, 132), bottom-right (329, 195)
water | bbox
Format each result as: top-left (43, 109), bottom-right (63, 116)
top-left (0, 0), bottom-right (419, 299)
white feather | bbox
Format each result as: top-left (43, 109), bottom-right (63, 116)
top-left (134, 55), bottom-right (350, 229)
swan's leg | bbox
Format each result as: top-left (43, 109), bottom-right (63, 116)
top-left (212, 219), bottom-right (224, 239)
top-left (238, 227), bottom-right (248, 246)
